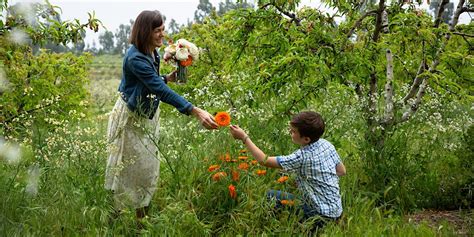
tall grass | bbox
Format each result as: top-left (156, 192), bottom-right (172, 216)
top-left (1, 55), bottom-right (470, 236)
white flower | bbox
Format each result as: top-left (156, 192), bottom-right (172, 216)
top-left (175, 47), bottom-right (190, 61)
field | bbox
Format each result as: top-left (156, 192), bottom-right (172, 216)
top-left (1, 54), bottom-right (472, 236)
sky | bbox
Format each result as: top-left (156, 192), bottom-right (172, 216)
top-left (7, 0), bottom-right (472, 49)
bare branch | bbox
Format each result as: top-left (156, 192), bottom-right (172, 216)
top-left (383, 49), bottom-right (394, 124)
top-left (434, 0), bottom-right (449, 28)
top-left (450, 0), bottom-right (466, 31)
top-left (401, 78), bottom-right (428, 122)
top-left (261, 3), bottom-right (301, 26)
top-left (372, 0), bottom-right (386, 42)
top-left (402, 59), bottom-right (427, 104)
top-left (346, 10), bottom-right (378, 38)
top-left (451, 32), bottom-right (474, 38)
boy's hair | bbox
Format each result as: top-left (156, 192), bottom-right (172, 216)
top-left (290, 111), bottom-right (325, 143)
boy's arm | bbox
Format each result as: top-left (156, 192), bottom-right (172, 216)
top-left (229, 125), bottom-right (281, 169)
top-left (336, 162), bottom-right (346, 176)
top-left (243, 136), bottom-right (281, 169)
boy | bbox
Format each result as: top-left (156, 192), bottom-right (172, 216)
top-left (229, 111), bottom-right (346, 228)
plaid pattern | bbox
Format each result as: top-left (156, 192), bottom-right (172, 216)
top-left (276, 139), bottom-right (343, 218)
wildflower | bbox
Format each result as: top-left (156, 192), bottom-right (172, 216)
top-left (280, 200), bottom-right (295, 206)
top-left (277, 176), bottom-right (289, 183)
top-left (208, 164), bottom-right (220, 172)
top-left (239, 149), bottom-right (247, 154)
top-left (238, 156), bottom-right (248, 160)
top-left (228, 184), bottom-right (237, 199)
top-left (212, 172), bottom-right (227, 181)
top-left (231, 169), bottom-right (240, 181)
top-left (256, 169), bottom-right (267, 176)
top-left (238, 162), bottom-right (249, 170)
top-left (219, 153), bottom-right (231, 162)
top-left (215, 112), bottom-right (231, 127)
top-left (251, 160), bottom-right (258, 165)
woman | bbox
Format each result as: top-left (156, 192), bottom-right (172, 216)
top-left (105, 10), bottom-right (217, 220)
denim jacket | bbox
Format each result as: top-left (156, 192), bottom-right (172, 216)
top-left (118, 45), bottom-right (193, 119)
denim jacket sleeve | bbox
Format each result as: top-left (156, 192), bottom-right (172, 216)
top-left (128, 54), bottom-right (193, 115)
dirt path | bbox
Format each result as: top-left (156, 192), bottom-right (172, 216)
top-left (407, 210), bottom-right (473, 236)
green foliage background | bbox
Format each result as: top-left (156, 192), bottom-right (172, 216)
top-left (1, 0), bottom-right (473, 236)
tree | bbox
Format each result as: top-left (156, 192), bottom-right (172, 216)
top-left (98, 30), bottom-right (114, 54)
top-left (194, 0), bottom-right (215, 23)
top-left (217, 0), bottom-right (253, 15)
top-left (167, 18), bottom-right (183, 36)
top-left (114, 20), bottom-right (132, 55)
top-left (430, 0), bottom-right (454, 24)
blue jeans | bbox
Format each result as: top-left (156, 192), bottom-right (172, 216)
top-left (266, 190), bottom-right (340, 225)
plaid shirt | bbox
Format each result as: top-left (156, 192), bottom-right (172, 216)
top-left (276, 138), bottom-right (343, 218)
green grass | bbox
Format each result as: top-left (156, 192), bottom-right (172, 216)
top-left (0, 54), bottom-right (470, 236)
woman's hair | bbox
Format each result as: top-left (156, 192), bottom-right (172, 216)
top-left (130, 10), bottom-right (163, 54)
top-left (290, 111), bottom-right (325, 143)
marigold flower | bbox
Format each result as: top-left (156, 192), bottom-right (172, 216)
top-left (212, 172), bottom-right (227, 181)
top-left (231, 170), bottom-right (240, 182)
top-left (238, 162), bottom-right (249, 170)
top-left (238, 156), bottom-right (248, 160)
top-left (256, 169), bottom-right (267, 176)
top-left (179, 55), bottom-right (193, 66)
top-left (228, 184), bottom-right (237, 199)
top-left (239, 149), bottom-right (247, 154)
top-left (251, 160), bottom-right (258, 165)
top-left (208, 164), bottom-right (220, 172)
top-left (277, 176), bottom-right (289, 183)
top-left (215, 112), bottom-right (231, 127)
top-left (218, 153), bottom-right (231, 162)
top-left (280, 200), bottom-right (295, 206)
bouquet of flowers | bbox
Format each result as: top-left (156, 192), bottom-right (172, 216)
top-left (163, 39), bottom-right (199, 83)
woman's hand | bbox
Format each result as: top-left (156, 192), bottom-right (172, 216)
top-left (229, 125), bottom-right (247, 141)
top-left (191, 107), bottom-right (218, 129)
top-left (166, 70), bottom-right (177, 83)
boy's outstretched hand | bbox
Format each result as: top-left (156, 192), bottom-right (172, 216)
top-left (229, 125), bottom-right (247, 141)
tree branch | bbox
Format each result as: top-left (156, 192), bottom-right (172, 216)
top-left (450, 0), bottom-right (466, 31)
top-left (451, 32), bottom-right (474, 38)
top-left (434, 0), bottom-right (449, 28)
top-left (261, 3), bottom-right (301, 26)
top-left (372, 0), bottom-right (386, 42)
top-left (402, 59), bottom-right (427, 104)
top-left (401, 78), bottom-right (428, 122)
top-left (383, 49), bottom-right (394, 125)
top-left (346, 10), bottom-right (378, 38)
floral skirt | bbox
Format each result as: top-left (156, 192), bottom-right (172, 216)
top-left (105, 97), bottom-right (160, 209)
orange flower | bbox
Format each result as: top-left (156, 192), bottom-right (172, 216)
top-left (228, 184), bottom-right (237, 199)
top-left (219, 153), bottom-right (231, 162)
top-left (238, 162), bottom-right (249, 170)
top-left (280, 200), bottom-right (295, 206)
top-left (231, 169), bottom-right (240, 182)
top-left (212, 172), bottom-right (227, 181)
top-left (256, 169), bottom-right (267, 176)
top-left (208, 164), bottom-right (220, 172)
top-left (238, 156), bottom-right (248, 160)
top-left (251, 160), bottom-right (258, 165)
top-left (215, 112), bottom-right (231, 127)
top-left (179, 55), bottom-right (193, 66)
top-left (239, 149), bottom-right (247, 154)
top-left (277, 176), bottom-right (289, 183)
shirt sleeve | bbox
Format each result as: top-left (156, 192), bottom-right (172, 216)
top-left (129, 55), bottom-right (193, 115)
top-left (276, 150), bottom-right (303, 172)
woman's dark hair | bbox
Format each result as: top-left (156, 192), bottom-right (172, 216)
top-left (130, 10), bottom-right (163, 54)
top-left (290, 111), bottom-right (325, 143)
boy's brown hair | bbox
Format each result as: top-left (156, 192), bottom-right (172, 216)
top-left (290, 111), bottom-right (325, 143)
top-left (130, 10), bottom-right (163, 54)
